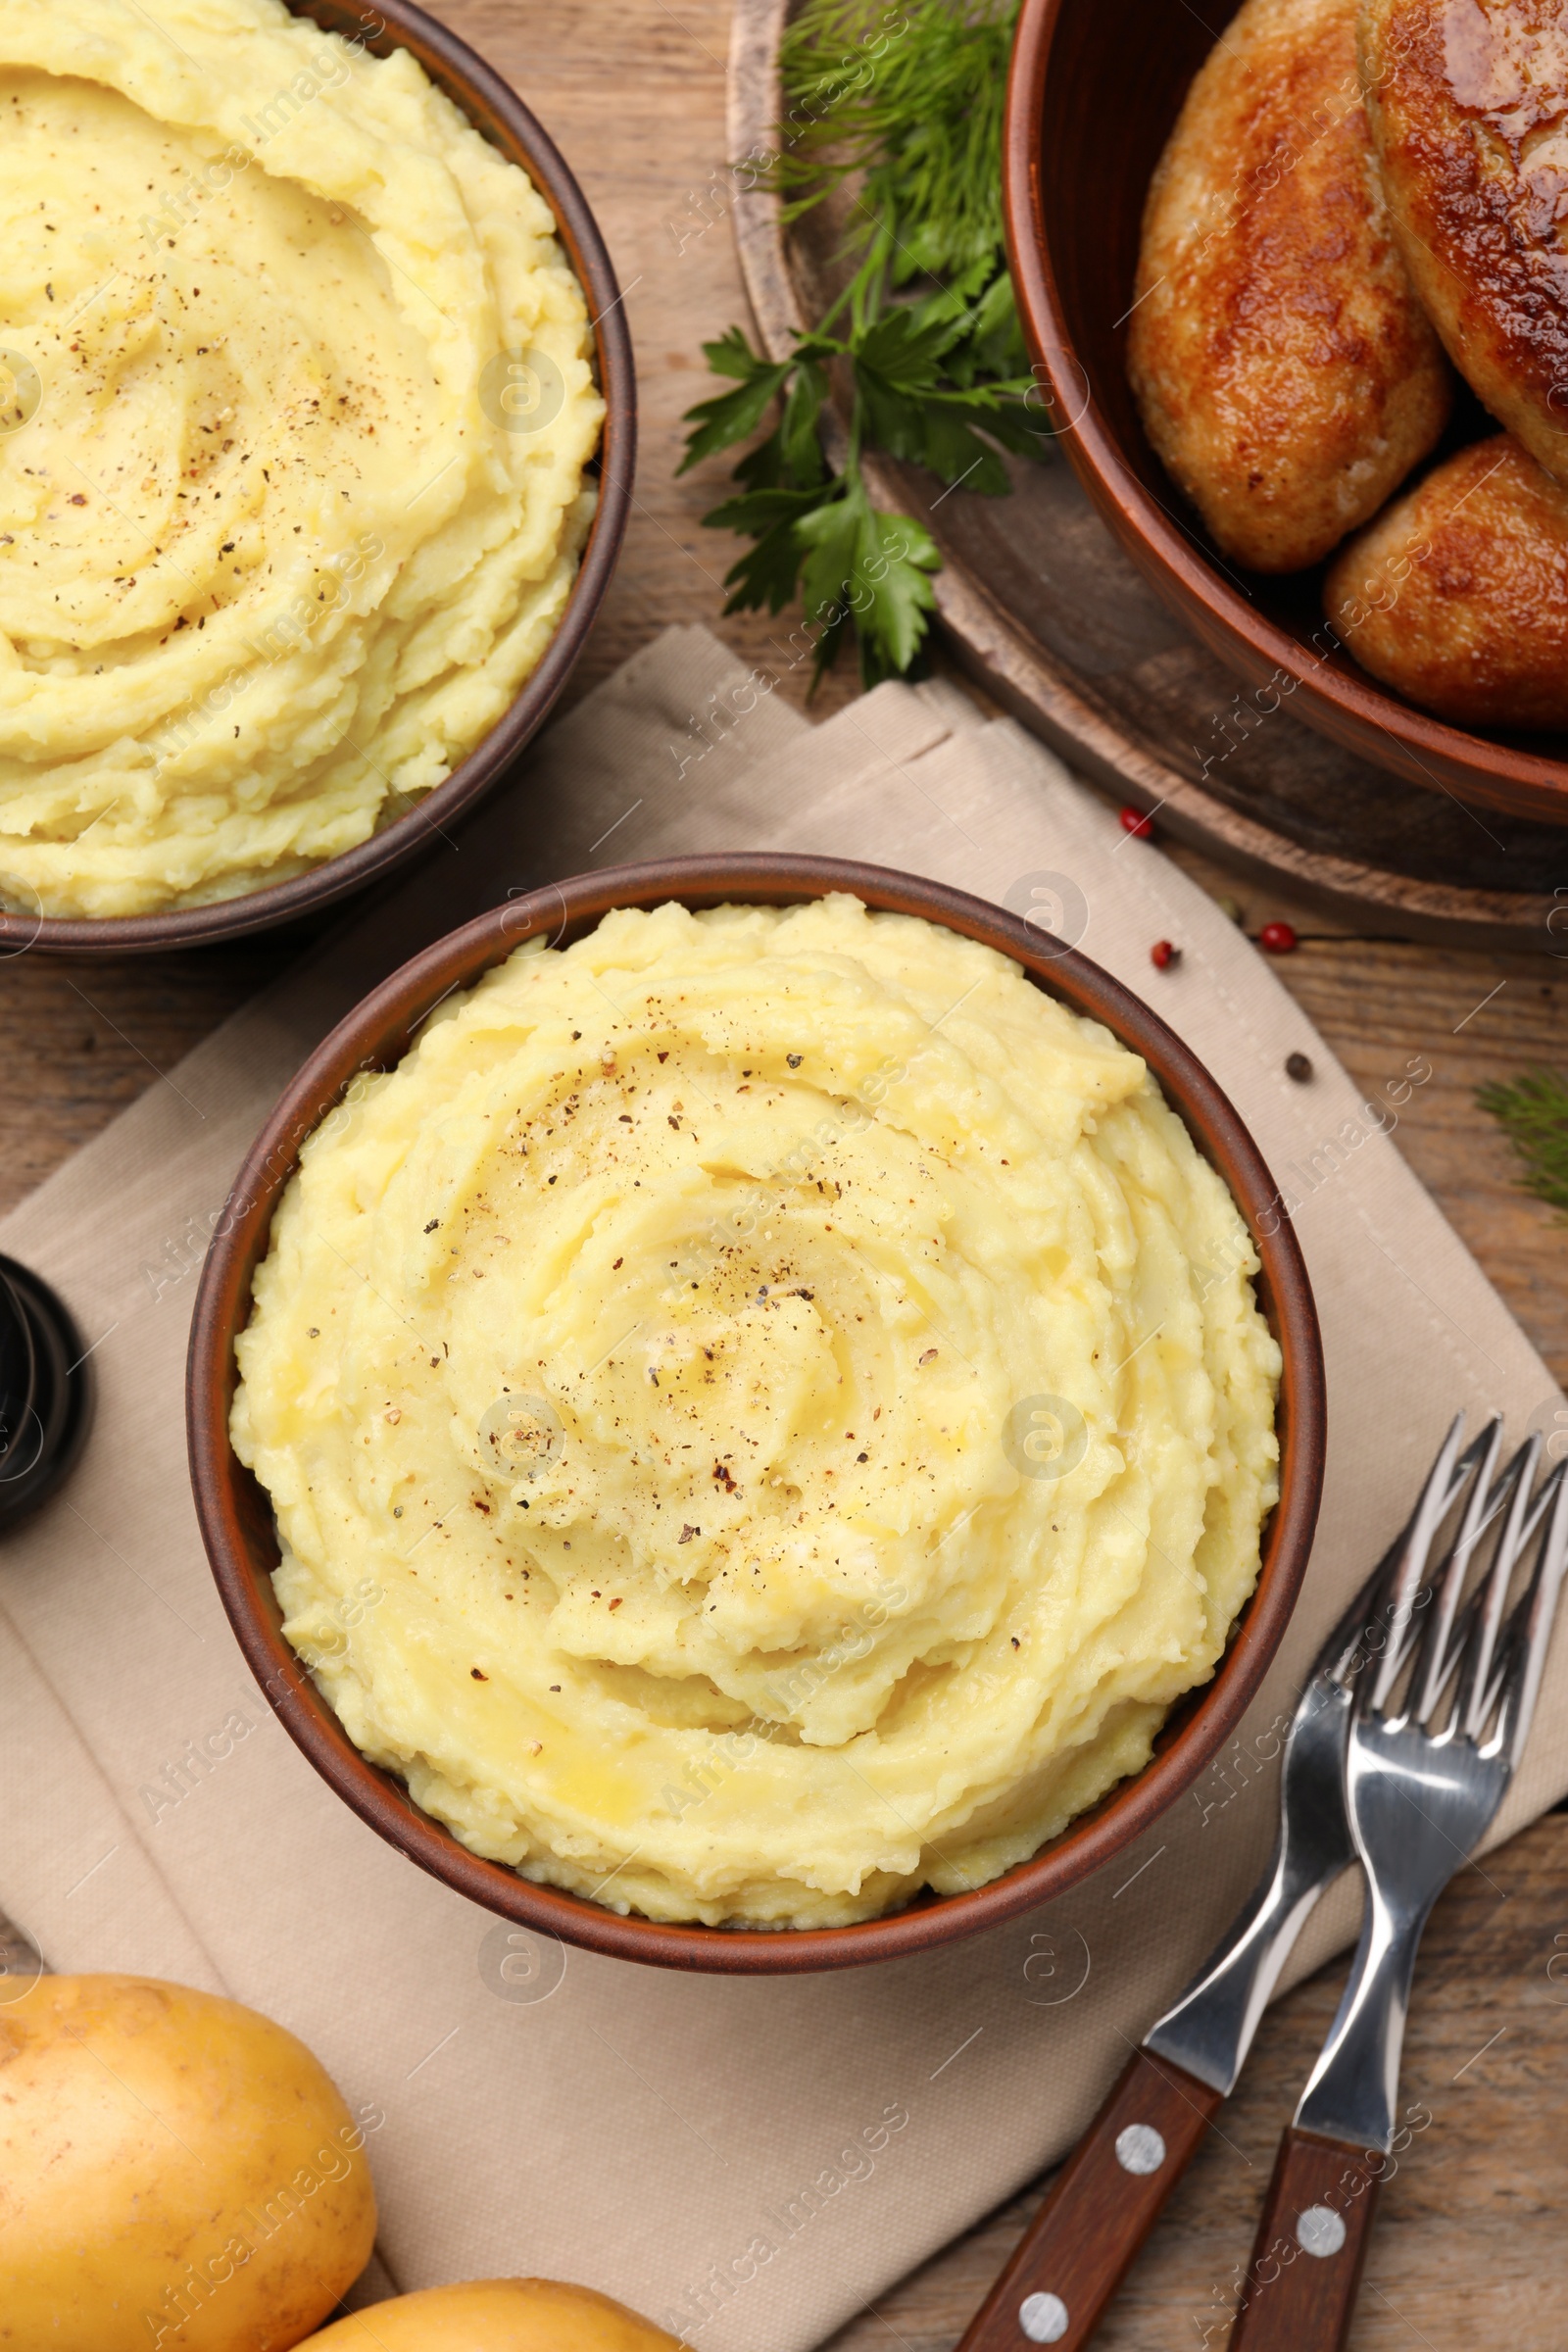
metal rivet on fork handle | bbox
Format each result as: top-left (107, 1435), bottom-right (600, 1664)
top-left (1295, 2206), bottom-right (1347, 2258)
top-left (1114, 2124), bottom-right (1166, 2173)
top-left (1018, 2292), bottom-right (1068, 2343)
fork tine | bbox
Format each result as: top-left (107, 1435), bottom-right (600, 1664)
top-left (1423, 1515), bottom-right (1527, 1744)
top-left (1312, 1417), bottom-right (1468, 1691)
top-left (1458, 1436), bottom-right (1544, 1742)
top-left (1495, 1458), bottom-right (1568, 1767)
top-left (1407, 1417), bottom-right (1506, 1724)
top-left (1368, 1413), bottom-right (1489, 1711)
top-left (1318, 1543), bottom-right (1412, 1689)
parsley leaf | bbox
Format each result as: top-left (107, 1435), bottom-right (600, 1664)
top-left (680, 310), bottom-right (1051, 686)
top-left (796, 484), bottom-right (940, 688)
top-left (677, 339), bottom-right (793, 472)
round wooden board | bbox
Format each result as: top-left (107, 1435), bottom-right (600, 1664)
top-left (725, 0), bottom-right (1566, 952)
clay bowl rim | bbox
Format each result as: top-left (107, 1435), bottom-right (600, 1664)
top-left (187, 852), bottom-right (1326, 1976)
top-left (0, 0), bottom-right (634, 958)
top-left (1002, 0), bottom-right (1568, 829)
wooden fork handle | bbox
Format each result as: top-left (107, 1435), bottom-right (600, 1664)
top-left (1227, 2128), bottom-right (1383, 2349)
top-left (955, 2047), bottom-right (1224, 2350)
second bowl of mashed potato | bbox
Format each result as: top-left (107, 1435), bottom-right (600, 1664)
top-left (191, 857), bottom-right (1324, 1969)
top-left (0, 0), bottom-right (630, 952)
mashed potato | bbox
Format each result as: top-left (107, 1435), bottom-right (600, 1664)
top-left (232, 898), bottom-right (1282, 1928)
top-left (0, 0), bottom-right (603, 917)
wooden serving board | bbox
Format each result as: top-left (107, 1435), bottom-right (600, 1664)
top-left (726, 0), bottom-right (1566, 953)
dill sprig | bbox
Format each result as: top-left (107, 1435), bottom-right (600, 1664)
top-left (770, 0), bottom-right (1022, 349)
top-left (680, 0), bottom-right (1050, 688)
top-left (1478, 1069), bottom-right (1568, 1218)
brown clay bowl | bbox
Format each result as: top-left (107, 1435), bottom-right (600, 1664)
top-left (0, 0), bottom-right (633, 958)
top-left (1003, 0), bottom-right (1568, 828)
top-left (188, 854), bottom-right (1326, 1974)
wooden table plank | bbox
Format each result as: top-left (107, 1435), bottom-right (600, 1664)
top-left (0, 6), bottom-right (1564, 2345)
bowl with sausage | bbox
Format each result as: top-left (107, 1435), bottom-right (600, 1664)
top-left (1004, 0), bottom-right (1568, 824)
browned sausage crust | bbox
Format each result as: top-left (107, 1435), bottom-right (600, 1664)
top-left (1128, 0), bottom-right (1452, 573)
top-left (1324, 433), bottom-right (1568, 726)
top-left (1362, 0), bottom-right (1568, 484)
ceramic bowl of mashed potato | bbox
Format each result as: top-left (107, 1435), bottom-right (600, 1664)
top-left (0, 0), bottom-right (630, 953)
top-left (190, 856), bottom-right (1325, 1972)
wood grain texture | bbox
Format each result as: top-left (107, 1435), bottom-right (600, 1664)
top-left (0, 4), bottom-right (1562, 2343)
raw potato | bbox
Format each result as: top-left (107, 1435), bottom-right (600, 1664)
top-left (1128, 0), bottom-right (1450, 570)
top-left (1325, 434), bottom-right (1568, 728)
top-left (0, 1974), bottom-right (378, 2351)
top-left (299, 2279), bottom-right (681, 2349)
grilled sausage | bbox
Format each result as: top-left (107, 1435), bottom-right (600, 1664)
top-left (1362, 0), bottom-right (1568, 484)
top-left (1129, 0), bottom-right (1452, 572)
top-left (1324, 433), bottom-right (1568, 727)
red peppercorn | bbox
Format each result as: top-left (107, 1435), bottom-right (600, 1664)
top-left (1258, 920), bottom-right (1298, 954)
top-left (1119, 805), bottom-right (1153, 838)
top-left (1151, 939), bottom-right (1180, 969)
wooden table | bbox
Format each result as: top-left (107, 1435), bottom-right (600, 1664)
top-left (2, 4), bottom-right (1565, 2342)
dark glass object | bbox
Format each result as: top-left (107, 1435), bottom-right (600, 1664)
top-left (0, 1253), bottom-right (92, 1532)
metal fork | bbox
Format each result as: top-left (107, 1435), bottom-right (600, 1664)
top-left (1230, 1416), bottom-right (1568, 2348)
top-left (953, 1437), bottom-right (1467, 2352)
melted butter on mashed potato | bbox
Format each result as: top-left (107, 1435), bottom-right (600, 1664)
top-left (0, 0), bottom-right (602, 917)
top-left (232, 898), bottom-right (1282, 1928)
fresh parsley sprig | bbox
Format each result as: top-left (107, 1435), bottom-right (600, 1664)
top-left (680, 306), bottom-right (1049, 687)
top-left (679, 0), bottom-right (1052, 689)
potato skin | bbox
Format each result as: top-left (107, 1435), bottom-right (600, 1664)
top-left (1362, 0), bottom-right (1568, 486)
top-left (1129, 0), bottom-right (1451, 570)
top-left (299, 2279), bottom-right (682, 2349)
top-left (1325, 433), bottom-right (1568, 726)
top-left (0, 1975), bottom-right (377, 2352)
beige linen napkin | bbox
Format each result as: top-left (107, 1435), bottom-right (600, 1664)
top-left (1, 624), bottom-right (1562, 2348)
